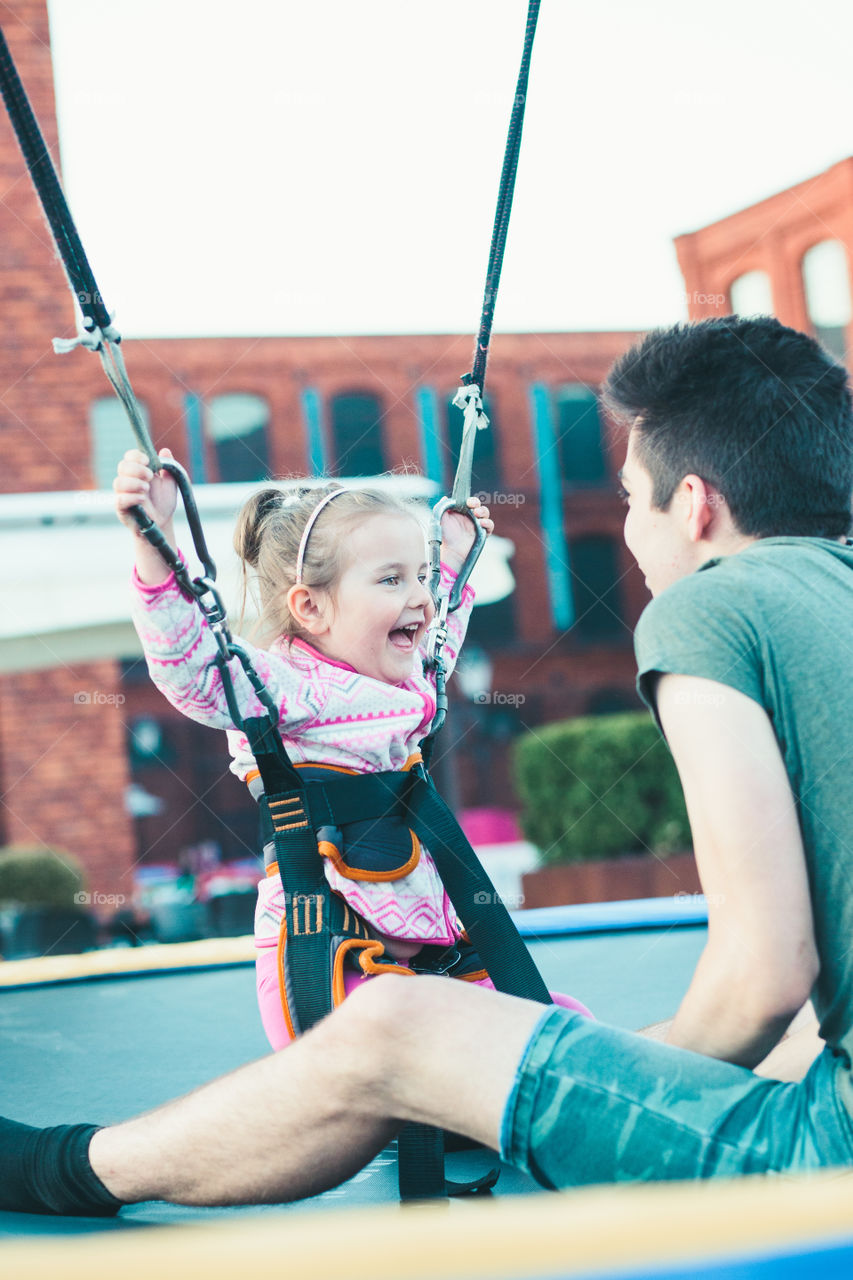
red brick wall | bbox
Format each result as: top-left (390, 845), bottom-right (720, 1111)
top-left (0, 661), bottom-right (135, 901)
top-left (0, 1), bottom-right (91, 492)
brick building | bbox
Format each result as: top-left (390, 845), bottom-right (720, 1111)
top-left (9, 2), bottom-right (846, 909)
top-left (676, 157), bottom-right (853, 358)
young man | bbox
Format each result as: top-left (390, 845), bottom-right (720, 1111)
top-left (4, 315), bottom-right (853, 1214)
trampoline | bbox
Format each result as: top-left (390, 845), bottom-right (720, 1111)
top-left (2, 897), bottom-right (853, 1278)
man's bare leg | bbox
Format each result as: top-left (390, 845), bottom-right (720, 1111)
top-left (89, 976), bottom-right (546, 1206)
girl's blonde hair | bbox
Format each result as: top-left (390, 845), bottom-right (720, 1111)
top-left (234, 483), bottom-right (421, 645)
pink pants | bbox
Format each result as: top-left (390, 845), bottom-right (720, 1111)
top-left (255, 943), bottom-right (592, 1051)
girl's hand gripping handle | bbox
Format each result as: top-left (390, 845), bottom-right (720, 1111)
top-left (114, 447), bottom-right (179, 586)
top-left (439, 497), bottom-right (494, 574)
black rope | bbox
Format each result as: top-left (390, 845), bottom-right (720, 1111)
top-left (465, 0), bottom-right (540, 394)
top-left (423, 2), bottom-right (540, 747)
top-left (0, 26), bottom-right (111, 334)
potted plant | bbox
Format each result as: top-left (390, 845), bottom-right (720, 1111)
top-left (0, 845), bottom-right (95, 959)
top-left (513, 712), bottom-right (701, 908)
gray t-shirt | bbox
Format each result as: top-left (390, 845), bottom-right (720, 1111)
top-left (634, 536), bottom-right (853, 1059)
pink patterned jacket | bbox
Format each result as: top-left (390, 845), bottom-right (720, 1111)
top-left (131, 560), bottom-right (475, 949)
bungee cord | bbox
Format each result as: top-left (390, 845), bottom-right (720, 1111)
top-left (466, 0), bottom-right (541, 398)
top-left (424, 0), bottom-right (540, 751)
top-left (0, 30), bottom-right (110, 336)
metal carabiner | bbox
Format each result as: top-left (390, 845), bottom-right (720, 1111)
top-left (227, 640), bottom-right (282, 729)
top-left (194, 575), bottom-right (232, 658)
top-left (158, 457), bottom-right (218, 584)
top-left (128, 454), bottom-right (219, 607)
top-left (424, 382), bottom-right (490, 681)
top-left (424, 592), bottom-right (450, 668)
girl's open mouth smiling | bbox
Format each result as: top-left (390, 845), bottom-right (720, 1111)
top-left (388, 623), bottom-right (420, 651)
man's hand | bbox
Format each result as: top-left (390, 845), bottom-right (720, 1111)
top-left (440, 497), bottom-right (494, 573)
top-left (654, 673), bottom-right (819, 1068)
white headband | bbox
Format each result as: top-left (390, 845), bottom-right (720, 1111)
top-left (295, 487), bottom-right (348, 584)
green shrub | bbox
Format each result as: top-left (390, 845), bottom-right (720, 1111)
top-left (0, 845), bottom-right (87, 908)
top-left (512, 712), bottom-right (690, 865)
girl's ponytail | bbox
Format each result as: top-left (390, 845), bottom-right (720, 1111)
top-left (233, 487), bottom-right (285, 568)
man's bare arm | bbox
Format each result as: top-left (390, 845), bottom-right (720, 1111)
top-left (753, 1001), bottom-right (823, 1081)
top-left (652, 674), bottom-right (819, 1068)
top-left (640, 1002), bottom-right (823, 1081)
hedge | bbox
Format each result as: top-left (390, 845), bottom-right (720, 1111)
top-left (512, 711), bottom-right (690, 865)
top-left (0, 845), bottom-right (87, 907)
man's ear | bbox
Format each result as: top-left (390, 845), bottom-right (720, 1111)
top-left (286, 584), bottom-right (329, 636)
top-left (680, 474), bottom-right (717, 542)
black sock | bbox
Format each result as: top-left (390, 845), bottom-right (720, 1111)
top-left (0, 1116), bottom-right (123, 1216)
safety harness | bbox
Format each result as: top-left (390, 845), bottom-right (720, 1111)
top-left (0, 0), bottom-right (544, 1200)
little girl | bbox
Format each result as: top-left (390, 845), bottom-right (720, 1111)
top-left (115, 448), bottom-right (589, 1047)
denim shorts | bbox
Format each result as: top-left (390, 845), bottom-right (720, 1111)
top-left (500, 1006), bottom-right (853, 1188)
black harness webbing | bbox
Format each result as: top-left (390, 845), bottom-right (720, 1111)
top-left (243, 714), bottom-right (550, 1199)
top-left (404, 772), bottom-right (550, 1002)
top-left (244, 716), bottom-right (552, 1015)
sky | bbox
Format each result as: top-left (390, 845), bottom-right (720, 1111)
top-left (42, 0), bottom-right (853, 339)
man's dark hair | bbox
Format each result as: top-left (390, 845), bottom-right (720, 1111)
top-left (603, 316), bottom-right (853, 539)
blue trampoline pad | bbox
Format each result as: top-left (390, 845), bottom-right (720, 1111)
top-left (2, 901), bottom-right (853, 1278)
top-left (0, 900), bottom-right (706, 1233)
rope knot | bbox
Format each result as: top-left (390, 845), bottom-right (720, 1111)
top-left (52, 316), bottom-right (121, 355)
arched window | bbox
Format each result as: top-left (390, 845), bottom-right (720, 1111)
top-left (556, 385), bottom-right (607, 487)
top-left (90, 396), bottom-right (151, 488)
top-left (568, 536), bottom-right (625, 643)
top-left (329, 393), bottom-right (386, 476)
top-left (802, 240), bottom-right (851, 362)
top-left (729, 269), bottom-right (774, 317)
top-left (207, 393), bottom-right (271, 482)
top-left (445, 394), bottom-right (501, 495)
